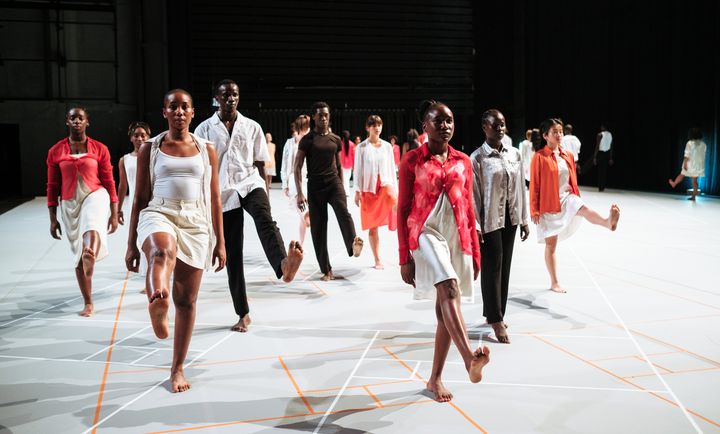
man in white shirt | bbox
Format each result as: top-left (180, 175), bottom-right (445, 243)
top-left (593, 124), bottom-right (613, 192)
top-left (194, 79), bottom-right (303, 333)
top-left (518, 129), bottom-right (534, 188)
top-left (561, 124), bottom-right (582, 164)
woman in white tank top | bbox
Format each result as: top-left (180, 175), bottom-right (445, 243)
top-left (125, 89), bottom-right (226, 393)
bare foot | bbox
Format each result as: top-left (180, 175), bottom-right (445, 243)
top-left (81, 247), bottom-right (95, 278)
top-left (373, 261), bottom-right (384, 270)
top-left (352, 237), bottom-right (364, 257)
top-left (426, 377), bottom-right (453, 402)
top-left (609, 204), bottom-right (620, 231)
top-left (468, 346), bottom-right (491, 383)
top-left (79, 303), bottom-right (93, 317)
top-left (281, 241), bottom-right (304, 283)
top-left (503, 321), bottom-right (509, 329)
top-left (550, 283), bottom-right (567, 293)
top-left (148, 296), bottom-right (169, 339)
top-left (491, 322), bottom-right (510, 344)
top-left (171, 370), bottom-right (191, 393)
top-left (231, 315), bottom-right (251, 332)
top-left (668, 179), bottom-right (677, 188)
top-left (320, 271), bottom-right (335, 281)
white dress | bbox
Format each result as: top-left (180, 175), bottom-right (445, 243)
top-left (681, 140), bottom-right (706, 177)
top-left (124, 153), bottom-right (138, 206)
top-left (536, 150), bottom-right (585, 243)
top-left (60, 154), bottom-right (111, 266)
top-left (412, 193), bottom-right (474, 301)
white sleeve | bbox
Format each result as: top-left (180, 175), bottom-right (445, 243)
top-left (684, 141), bottom-right (691, 158)
top-left (353, 144), bottom-right (363, 192)
top-left (280, 140), bottom-right (291, 189)
top-left (253, 124), bottom-right (269, 162)
top-left (386, 143), bottom-right (398, 192)
top-left (194, 121), bottom-right (208, 140)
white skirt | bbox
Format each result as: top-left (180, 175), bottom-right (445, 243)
top-left (60, 178), bottom-right (110, 266)
top-left (412, 193), bottom-right (474, 301)
top-left (137, 197), bottom-right (210, 270)
top-left (536, 193), bottom-right (584, 243)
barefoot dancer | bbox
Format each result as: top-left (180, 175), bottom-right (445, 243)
top-left (281, 115), bottom-right (311, 245)
top-left (530, 118), bottom-right (620, 293)
top-left (353, 115), bottom-right (397, 270)
top-left (46, 107), bottom-right (119, 317)
top-left (668, 127), bottom-right (706, 201)
top-left (398, 100), bottom-right (490, 403)
top-left (118, 122), bottom-right (151, 291)
top-left (471, 109), bottom-right (529, 344)
top-left (294, 102), bottom-right (364, 281)
top-left (194, 79), bottom-right (303, 332)
top-left (126, 89), bottom-right (226, 393)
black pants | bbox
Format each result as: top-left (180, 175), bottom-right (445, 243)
top-left (223, 188), bottom-right (286, 318)
top-left (307, 176), bottom-right (357, 274)
top-left (480, 210), bottom-right (518, 324)
top-left (596, 150), bottom-right (611, 191)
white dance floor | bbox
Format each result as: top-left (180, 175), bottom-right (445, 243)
top-left (1, 187), bottom-right (718, 433)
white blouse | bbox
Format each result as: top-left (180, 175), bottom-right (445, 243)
top-left (682, 140), bottom-right (706, 177)
top-left (280, 136), bottom-right (307, 196)
top-left (353, 139), bottom-right (398, 194)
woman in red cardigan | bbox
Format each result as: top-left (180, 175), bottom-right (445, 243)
top-left (46, 107), bottom-right (119, 317)
top-left (397, 100), bottom-right (490, 403)
top-left (530, 118), bottom-right (620, 293)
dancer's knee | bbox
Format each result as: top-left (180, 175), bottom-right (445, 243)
top-left (151, 246), bottom-right (175, 264)
top-left (437, 279), bottom-right (460, 299)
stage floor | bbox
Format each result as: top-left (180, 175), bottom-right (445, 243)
top-left (1, 187), bottom-right (718, 434)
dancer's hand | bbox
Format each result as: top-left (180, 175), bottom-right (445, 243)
top-left (50, 219), bottom-right (62, 239)
top-left (125, 245), bottom-right (140, 272)
top-left (400, 259), bottom-right (415, 287)
top-left (213, 243), bottom-right (226, 272)
top-left (296, 193), bottom-right (307, 212)
top-left (284, 188), bottom-right (290, 197)
top-left (107, 214), bottom-right (119, 234)
top-left (531, 214), bottom-right (540, 225)
top-left (477, 230), bottom-right (483, 244)
top-left (117, 210), bottom-right (125, 225)
top-left (473, 260), bottom-right (479, 280)
top-left (520, 224), bottom-right (529, 241)
top-left (354, 191), bottom-right (361, 207)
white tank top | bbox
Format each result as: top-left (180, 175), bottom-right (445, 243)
top-left (124, 153), bottom-right (138, 199)
top-left (153, 150), bottom-right (204, 200)
top-left (599, 131), bottom-right (613, 152)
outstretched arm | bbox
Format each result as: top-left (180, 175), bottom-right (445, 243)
top-left (207, 143), bottom-right (226, 272)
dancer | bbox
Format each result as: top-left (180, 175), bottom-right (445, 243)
top-left (668, 127), bottom-right (707, 201)
top-left (46, 107), bottom-right (119, 317)
top-left (264, 132), bottom-right (277, 195)
top-left (339, 130), bottom-right (356, 195)
top-left (398, 100), bottom-right (489, 402)
top-left (125, 89), bottom-right (226, 392)
top-left (471, 110), bottom-right (529, 344)
top-left (561, 124), bottom-right (581, 164)
top-left (389, 134), bottom-right (401, 168)
top-left (530, 118), bottom-right (620, 293)
top-left (281, 115), bottom-right (311, 244)
top-left (593, 124), bottom-right (613, 191)
top-left (194, 79), bottom-right (303, 332)
top-left (353, 115), bottom-right (398, 269)
top-left (294, 101), bottom-right (364, 281)
top-left (518, 129), bottom-right (534, 188)
top-left (403, 128), bottom-right (421, 155)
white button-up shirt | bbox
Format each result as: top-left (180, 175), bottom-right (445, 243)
top-left (194, 112), bottom-right (269, 212)
top-left (561, 134), bottom-right (581, 162)
top-left (353, 139), bottom-right (398, 194)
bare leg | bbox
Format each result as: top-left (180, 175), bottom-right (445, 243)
top-left (368, 228), bottom-right (383, 269)
top-left (298, 213), bottom-right (309, 245)
top-left (280, 241), bottom-right (304, 283)
top-left (576, 204), bottom-right (620, 231)
top-left (77, 230), bottom-right (100, 316)
top-left (690, 177), bottom-right (698, 200)
top-left (75, 264), bottom-right (93, 317)
top-left (668, 173), bottom-right (684, 188)
top-left (436, 279), bottom-right (490, 383)
top-left (142, 233), bottom-right (176, 339)
top-left (544, 235), bottom-right (564, 293)
top-left (169, 259), bottom-right (203, 393)
top-left (427, 299), bottom-right (453, 402)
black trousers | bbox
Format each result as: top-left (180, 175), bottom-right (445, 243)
top-left (480, 209), bottom-right (518, 324)
top-left (307, 176), bottom-right (357, 274)
top-left (596, 150), bottom-right (611, 191)
top-left (223, 188), bottom-right (286, 318)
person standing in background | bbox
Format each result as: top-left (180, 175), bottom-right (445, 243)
top-left (518, 129), bottom-right (534, 188)
top-left (668, 127), bottom-right (707, 201)
top-left (561, 124), bottom-right (581, 167)
top-left (281, 115), bottom-right (311, 244)
top-left (593, 124), bottom-right (613, 192)
top-left (264, 132), bottom-right (276, 195)
top-left (339, 130), bottom-right (355, 195)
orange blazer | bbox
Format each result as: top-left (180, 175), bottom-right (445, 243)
top-left (529, 146), bottom-right (580, 217)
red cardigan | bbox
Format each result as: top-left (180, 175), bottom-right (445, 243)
top-left (397, 143), bottom-right (480, 272)
top-left (46, 137), bottom-right (118, 207)
top-left (529, 145), bottom-right (579, 217)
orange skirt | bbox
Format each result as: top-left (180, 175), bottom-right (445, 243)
top-left (360, 178), bottom-right (397, 231)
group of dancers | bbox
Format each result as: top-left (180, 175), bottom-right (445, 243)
top-left (47, 81), bottom-right (629, 399)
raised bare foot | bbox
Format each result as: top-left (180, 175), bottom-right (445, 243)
top-left (491, 322), bottom-right (510, 344)
top-left (352, 237), bottom-right (364, 257)
top-left (668, 179), bottom-right (677, 188)
top-left (79, 303), bottom-right (93, 317)
top-left (171, 370), bottom-right (191, 393)
top-left (550, 283), bottom-right (567, 293)
top-left (281, 241), bottom-right (304, 283)
top-left (231, 314), bottom-right (251, 332)
top-left (320, 271), bottom-right (335, 281)
top-left (148, 295), bottom-right (169, 339)
top-left (503, 321), bottom-right (509, 329)
top-left (427, 377), bottom-right (453, 402)
top-left (609, 204), bottom-right (620, 231)
top-left (468, 345), bottom-right (491, 383)
top-left (81, 247), bottom-right (96, 278)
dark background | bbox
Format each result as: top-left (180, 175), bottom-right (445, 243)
top-left (1, 0), bottom-right (718, 199)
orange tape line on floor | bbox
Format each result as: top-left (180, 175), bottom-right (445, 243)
top-left (278, 356), bottom-right (316, 414)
